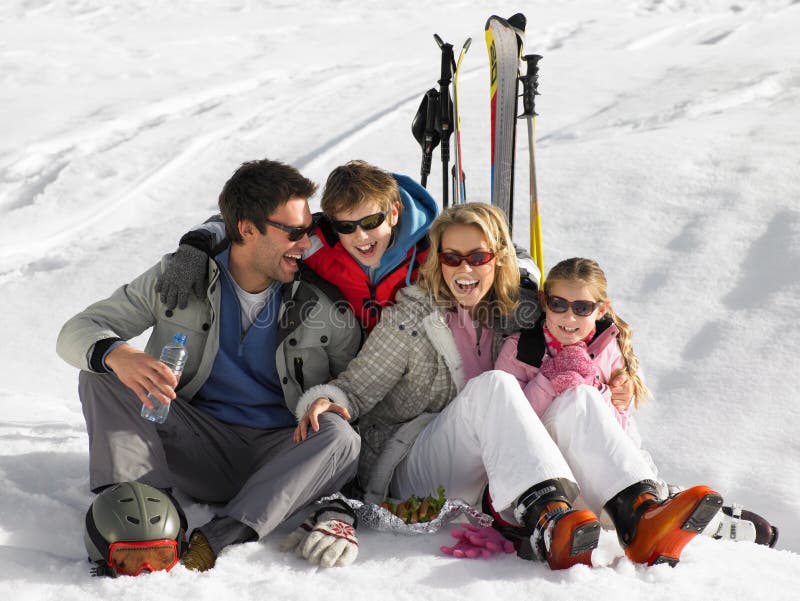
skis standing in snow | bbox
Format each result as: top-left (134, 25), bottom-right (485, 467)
top-left (485, 13), bottom-right (526, 232)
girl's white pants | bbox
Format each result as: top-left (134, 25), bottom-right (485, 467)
top-left (390, 371), bottom-right (656, 515)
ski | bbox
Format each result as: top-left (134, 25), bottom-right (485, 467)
top-left (485, 13), bottom-right (526, 229)
top-left (452, 38), bottom-right (472, 204)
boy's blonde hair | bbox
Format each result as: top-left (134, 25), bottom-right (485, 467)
top-left (418, 203), bottom-right (519, 322)
top-left (321, 160), bottom-right (402, 219)
top-left (544, 257), bottom-right (650, 407)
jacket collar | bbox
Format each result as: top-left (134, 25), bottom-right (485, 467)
top-left (516, 315), bottom-right (617, 367)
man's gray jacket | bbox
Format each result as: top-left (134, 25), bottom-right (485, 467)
top-left (57, 254), bottom-right (362, 414)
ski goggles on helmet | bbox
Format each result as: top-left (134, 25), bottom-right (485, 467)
top-left (438, 250), bottom-right (495, 268)
top-left (106, 539), bottom-right (180, 576)
top-left (329, 210), bottom-right (389, 234)
top-left (545, 295), bottom-right (599, 317)
top-left (263, 216), bottom-right (317, 242)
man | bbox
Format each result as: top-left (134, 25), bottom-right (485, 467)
top-left (57, 159), bottom-right (363, 572)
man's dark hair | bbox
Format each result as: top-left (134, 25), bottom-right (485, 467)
top-left (218, 159), bottom-right (317, 243)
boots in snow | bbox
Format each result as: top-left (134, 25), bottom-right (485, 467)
top-left (516, 479), bottom-right (601, 570)
top-left (605, 481), bottom-right (722, 566)
top-left (703, 503), bottom-right (778, 547)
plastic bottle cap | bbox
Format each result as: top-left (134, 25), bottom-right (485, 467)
top-left (173, 333), bottom-right (188, 345)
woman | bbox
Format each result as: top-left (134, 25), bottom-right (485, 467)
top-left (294, 203), bottom-right (722, 570)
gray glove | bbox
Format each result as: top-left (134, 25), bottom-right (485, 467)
top-left (279, 499), bottom-right (358, 568)
top-left (155, 244), bottom-right (209, 310)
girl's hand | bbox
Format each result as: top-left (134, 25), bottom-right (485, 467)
top-left (293, 397), bottom-right (351, 442)
top-left (610, 372), bottom-right (634, 411)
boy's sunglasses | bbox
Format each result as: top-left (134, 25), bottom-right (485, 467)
top-left (329, 210), bottom-right (389, 235)
top-left (438, 250), bottom-right (495, 268)
top-left (545, 295), bottom-right (599, 317)
top-left (263, 217), bottom-right (317, 242)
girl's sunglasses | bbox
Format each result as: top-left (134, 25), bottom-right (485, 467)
top-left (264, 217), bottom-right (317, 242)
top-left (438, 250), bottom-right (495, 267)
top-left (545, 295), bottom-right (599, 317)
top-left (330, 210), bottom-right (389, 235)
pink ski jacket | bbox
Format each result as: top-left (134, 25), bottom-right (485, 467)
top-left (495, 318), bottom-right (630, 431)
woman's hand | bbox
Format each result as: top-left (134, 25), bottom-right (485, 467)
top-left (293, 397), bottom-right (351, 443)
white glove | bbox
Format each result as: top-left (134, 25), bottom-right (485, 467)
top-left (280, 500), bottom-right (358, 568)
top-left (279, 517), bottom-right (314, 553)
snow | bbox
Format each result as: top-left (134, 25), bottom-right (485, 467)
top-left (1, 0), bottom-right (799, 599)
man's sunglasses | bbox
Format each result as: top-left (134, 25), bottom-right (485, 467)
top-left (329, 210), bottom-right (389, 235)
top-left (545, 295), bottom-right (600, 317)
top-left (438, 250), bottom-right (495, 268)
top-left (263, 217), bottom-right (316, 242)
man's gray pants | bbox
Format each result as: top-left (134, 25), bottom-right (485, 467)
top-left (79, 371), bottom-right (359, 549)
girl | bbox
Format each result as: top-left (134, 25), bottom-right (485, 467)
top-left (294, 204), bottom-right (722, 570)
top-left (496, 257), bottom-right (778, 549)
top-left (496, 257), bottom-right (646, 435)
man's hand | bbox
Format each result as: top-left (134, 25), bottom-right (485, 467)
top-left (293, 397), bottom-right (350, 443)
top-left (610, 371), bottom-right (634, 412)
top-left (280, 499), bottom-right (359, 568)
top-left (105, 344), bottom-right (178, 408)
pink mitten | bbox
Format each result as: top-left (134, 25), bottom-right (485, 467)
top-left (549, 371), bottom-right (588, 395)
top-left (440, 524), bottom-right (515, 559)
top-left (539, 353), bottom-right (558, 380)
top-left (552, 343), bottom-right (595, 377)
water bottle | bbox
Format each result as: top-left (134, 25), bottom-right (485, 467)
top-left (141, 333), bottom-right (188, 424)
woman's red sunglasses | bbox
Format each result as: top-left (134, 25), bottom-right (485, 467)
top-left (438, 251), bottom-right (495, 267)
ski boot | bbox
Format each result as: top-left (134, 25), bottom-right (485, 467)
top-left (704, 503), bottom-right (779, 547)
top-left (515, 479), bottom-right (601, 570)
top-left (606, 481), bottom-right (722, 566)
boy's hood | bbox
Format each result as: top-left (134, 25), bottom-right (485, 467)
top-left (369, 174), bottom-right (439, 283)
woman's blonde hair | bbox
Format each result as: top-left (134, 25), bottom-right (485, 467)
top-left (544, 257), bottom-right (650, 407)
top-left (418, 203), bottom-right (519, 322)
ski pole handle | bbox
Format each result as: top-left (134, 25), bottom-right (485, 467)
top-left (520, 54), bottom-right (542, 117)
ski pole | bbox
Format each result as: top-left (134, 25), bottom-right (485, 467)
top-left (434, 34), bottom-right (455, 208)
top-left (411, 88), bottom-right (441, 188)
top-left (519, 54), bottom-right (544, 281)
top-left (453, 38), bottom-right (472, 204)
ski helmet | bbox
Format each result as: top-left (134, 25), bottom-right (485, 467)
top-left (84, 481), bottom-right (188, 576)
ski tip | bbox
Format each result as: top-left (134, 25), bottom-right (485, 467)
top-left (485, 14), bottom-right (503, 29)
top-left (508, 13), bottom-right (527, 31)
top-left (485, 13), bottom-right (527, 33)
